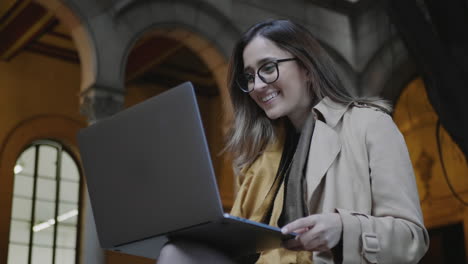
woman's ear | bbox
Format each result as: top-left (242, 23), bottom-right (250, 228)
top-left (303, 66), bottom-right (311, 78)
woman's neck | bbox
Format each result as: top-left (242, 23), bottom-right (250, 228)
top-left (289, 109), bottom-right (311, 132)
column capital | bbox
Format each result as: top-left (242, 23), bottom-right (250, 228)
top-left (79, 85), bottom-right (125, 123)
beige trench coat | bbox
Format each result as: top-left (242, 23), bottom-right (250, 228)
top-left (230, 97), bottom-right (429, 264)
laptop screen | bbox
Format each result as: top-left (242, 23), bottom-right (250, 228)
top-left (77, 82), bottom-right (223, 247)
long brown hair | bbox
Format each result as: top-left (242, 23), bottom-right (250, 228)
top-left (225, 19), bottom-right (390, 173)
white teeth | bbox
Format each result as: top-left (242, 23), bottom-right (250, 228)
top-left (261, 92), bottom-right (279, 102)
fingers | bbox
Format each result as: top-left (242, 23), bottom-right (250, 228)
top-left (280, 213), bottom-right (343, 252)
top-left (281, 238), bottom-right (304, 251)
top-left (282, 229), bottom-right (321, 252)
top-left (296, 228), bottom-right (325, 251)
top-left (281, 215), bottom-right (317, 234)
top-left (291, 227), bottom-right (309, 235)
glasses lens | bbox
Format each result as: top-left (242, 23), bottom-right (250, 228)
top-left (258, 62), bottom-right (278, 84)
top-left (236, 74), bottom-right (251, 92)
top-left (237, 73), bottom-right (255, 93)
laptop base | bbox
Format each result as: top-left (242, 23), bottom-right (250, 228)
top-left (169, 217), bottom-right (294, 257)
top-left (111, 235), bottom-right (168, 260)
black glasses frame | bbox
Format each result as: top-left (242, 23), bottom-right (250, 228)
top-left (237, 58), bottom-right (298, 93)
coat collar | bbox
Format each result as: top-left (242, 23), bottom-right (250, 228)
top-left (313, 97), bottom-right (352, 128)
top-left (305, 118), bottom-right (342, 207)
top-left (305, 97), bottom-right (350, 206)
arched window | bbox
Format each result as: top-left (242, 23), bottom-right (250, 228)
top-left (7, 140), bottom-right (81, 264)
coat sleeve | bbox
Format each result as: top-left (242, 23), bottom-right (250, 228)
top-left (336, 112), bottom-right (429, 264)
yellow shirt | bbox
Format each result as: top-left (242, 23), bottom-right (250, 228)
top-left (230, 139), bottom-right (312, 264)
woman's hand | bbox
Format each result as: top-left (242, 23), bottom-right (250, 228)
top-left (281, 213), bottom-right (343, 252)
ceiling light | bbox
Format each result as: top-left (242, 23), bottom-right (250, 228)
top-left (32, 209), bottom-right (79, 232)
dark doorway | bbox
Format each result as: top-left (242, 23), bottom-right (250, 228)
top-left (419, 222), bottom-right (466, 263)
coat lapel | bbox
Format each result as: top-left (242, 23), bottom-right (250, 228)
top-left (305, 120), bottom-right (341, 205)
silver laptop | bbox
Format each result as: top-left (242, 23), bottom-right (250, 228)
top-left (77, 82), bottom-right (294, 259)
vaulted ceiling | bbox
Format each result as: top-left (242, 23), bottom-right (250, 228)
top-left (0, 0), bottom-right (218, 96)
top-left (0, 0), bottom-right (76, 62)
top-left (0, 0), bottom-right (372, 97)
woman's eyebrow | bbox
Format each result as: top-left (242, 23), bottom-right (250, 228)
top-left (243, 57), bottom-right (276, 71)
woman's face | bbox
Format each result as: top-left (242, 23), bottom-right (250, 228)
top-left (242, 36), bottom-right (312, 127)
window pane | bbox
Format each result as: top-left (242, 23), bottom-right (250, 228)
top-left (17, 146), bottom-right (36, 176)
top-left (31, 246), bottom-right (52, 264)
top-left (38, 145), bottom-right (57, 179)
top-left (56, 225), bottom-right (77, 248)
top-left (59, 181), bottom-right (79, 203)
top-left (11, 197), bottom-right (32, 220)
top-left (61, 152), bottom-right (79, 181)
top-left (55, 248), bottom-right (75, 264)
top-left (36, 177), bottom-right (56, 201)
top-left (9, 141), bottom-right (82, 264)
top-left (9, 220), bottom-right (30, 244)
top-left (32, 225), bottom-right (54, 247)
top-left (58, 204), bottom-right (78, 225)
top-left (13, 174), bottom-right (34, 198)
top-left (7, 243), bottom-right (28, 264)
top-left (32, 200), bottom-right (55, 246)
top-left (34, 200), bottom-right (55, 223)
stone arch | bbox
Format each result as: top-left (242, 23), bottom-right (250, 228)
top-left (360, 36), bottom-right (418, 103)
top-left (113, 0), bottom-right (240, 57)
top-left (110, 0), bottom-right (240, 118)
top-left (123, 26), bottom-right (235, 118)
top-left (34, 0), bottom-right (98, 95)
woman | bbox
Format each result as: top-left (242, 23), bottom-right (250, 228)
top-left (159, 19), bottom-right (429, 263)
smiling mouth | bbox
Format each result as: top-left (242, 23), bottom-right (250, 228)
top-left (261, 92), bottom-right (279, 102)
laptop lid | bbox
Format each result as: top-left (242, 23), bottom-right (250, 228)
top-left (77, 82), bottom-right (223, 248)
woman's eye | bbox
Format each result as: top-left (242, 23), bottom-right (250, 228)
top-left (260, 63), bottom-right (276, 74)
top-left (245, 74), bottom-right (255, 83)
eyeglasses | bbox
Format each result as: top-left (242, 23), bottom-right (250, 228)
top-left (237, 58), bottom-right (298, 93)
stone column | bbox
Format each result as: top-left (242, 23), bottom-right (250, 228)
top-left (79, 86), bottom-right (125, 264)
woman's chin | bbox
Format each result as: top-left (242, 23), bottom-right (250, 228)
top-left (264, 110), bottom-right (283, 120)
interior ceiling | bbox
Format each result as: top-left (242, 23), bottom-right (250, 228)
top-left (0, 0), bottom-right (218, 96)
top-left (0, 0), bottom-right (369, 96)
